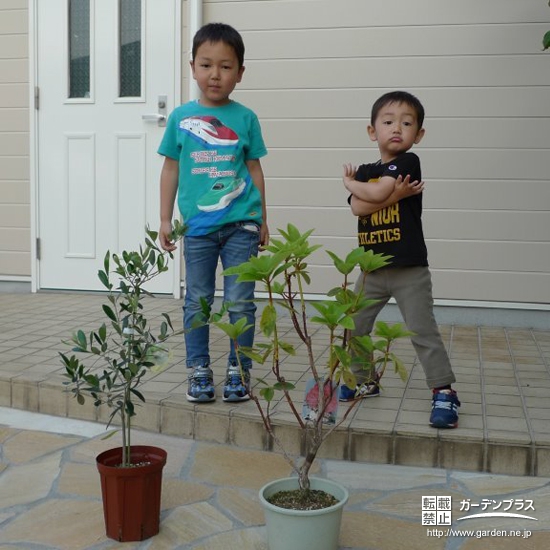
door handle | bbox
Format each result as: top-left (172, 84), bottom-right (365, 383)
top-left (142, 113), bottom-right (166, 122)
top-left (142, 95), bottom-right (168, 127)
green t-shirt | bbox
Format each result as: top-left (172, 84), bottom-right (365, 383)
top-left (158, 100), bottom-right (267, 236)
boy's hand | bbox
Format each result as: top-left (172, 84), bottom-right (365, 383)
top-left (260, 222), bottom-right (270, 251)
top-left (159, 220), bottom-right (177, 252)
top-left (342, 163), bottom-right (358, 192)
top-left (394, 174), bottom-right (424, 201)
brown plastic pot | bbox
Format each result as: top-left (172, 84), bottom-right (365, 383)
top-left (96, 445), bottom-right (167, 542)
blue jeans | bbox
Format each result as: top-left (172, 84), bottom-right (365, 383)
top-left (183, 223), bottom-right (259, 370)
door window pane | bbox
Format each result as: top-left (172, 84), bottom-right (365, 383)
top-left (69, 0), bottom-right (90, 98)
top-left (119, 0), bottom-right (142, 97)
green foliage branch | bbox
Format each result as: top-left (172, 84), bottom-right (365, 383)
top-left (209, 224), bottom-right (412, 492)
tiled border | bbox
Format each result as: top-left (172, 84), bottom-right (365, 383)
top-left (0, 373), bottom-right (545, 477)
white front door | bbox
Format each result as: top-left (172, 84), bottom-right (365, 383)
top-left (36, 0), bottom-right (180, 293)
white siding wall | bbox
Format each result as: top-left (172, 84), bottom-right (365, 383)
top-left (202, 0), bottom-right (550, 305)
top-left (0, 0), bottom-right (29, 278)
top-left (2, 1), bottom-right (549, 306)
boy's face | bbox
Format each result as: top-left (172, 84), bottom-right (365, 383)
top-left (367, 101), bottom-right (425, 162)
top-left (191, 40), bottom-right (244, 107)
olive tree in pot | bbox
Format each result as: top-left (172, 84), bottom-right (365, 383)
top-left (60, 222), bottom-right (185, 542)
top-left (210, 224), bottom-right (411, 550)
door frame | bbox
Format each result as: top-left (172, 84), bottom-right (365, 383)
top-left (29, 0), bottom-right (183, 297)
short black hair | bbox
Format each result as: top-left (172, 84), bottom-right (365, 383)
top-left (192, 23), bottom-right (245, 69)
top-left (371, 91), bottom-right (425, 128)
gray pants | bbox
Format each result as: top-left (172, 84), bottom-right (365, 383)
top-left (352, 266), bottom-right (456, 389)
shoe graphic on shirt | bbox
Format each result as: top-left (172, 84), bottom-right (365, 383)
top-left (180, 116), bottom-right (239, 147)
top-left (197, 177), bottom-right (246, 212)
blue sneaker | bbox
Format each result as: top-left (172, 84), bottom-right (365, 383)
top-left (223, 365), bottom-right (250, 402)
top-left (339, 377), bottom-right (380, 402)
top-left (430, 389), bottom-right (460, 428)
top-left (187, 366), bottom-right (216, 403)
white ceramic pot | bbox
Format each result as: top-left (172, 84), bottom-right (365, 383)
top-left (259, 477), bottom-right (349, 550)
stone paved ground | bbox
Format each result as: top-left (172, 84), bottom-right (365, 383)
top-left (1, 408), bottom-right (550, 550)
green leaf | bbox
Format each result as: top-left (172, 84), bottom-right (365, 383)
top-left (131, 388), bottom-right (146, 402)
top-left (146, 224), bottom-right (160, 241)
top-left (278, 340), bottom-right (296, 356)
top-left (157, 253), bottom-right (166, 272)
top-left (260, 386), bottom-right (275, 401)
top-left (169, 219), bottom-right (187, 241)
top-left (214, 317), bottom-right (252, 340)
top-left (392, 355), bottom-right (409, 382)
top-left (374, 321), bottom-right (414, 340)
top-left (199, 296), bottom-right (212, 318)
top-left (84, 374), bottom-right (99, 386)
top-left (357, 249), bottom-right (393, 273)
top-left (338, 316), bottom-right (355, 330)
top-left (239, 349), bottom-right (266, 364)
top-left (223, 250), bottom-right (290, 282)
top-left (273, 381), bottom-right (295, 391)
top-left (332, 345), bottom-right (351, 368)
top-left (326, 250), bottom-right (349, 274)
top-left (544, 30), bottom-right (550, 51)
top-left (102, 304), bottom-right (117, 322)
top-left (326, 249), bottom-right (363, 276)
top-left (345, 246), bottom-right (368, 265)
top-left (76, 330), bottom-right (87, 350)
top-left (103, 250), bottom-right (110, 272)
top-left (270, 281), bottom-right (285, 296)
top-left (350, 334), bottom-right (375, 355)
top-left (260, 304), bottom-right (277, 337)
top-left (101, 429), bottom-right (119, 441)
top-left (161, 312), bottom-right (174, 331)
top-left (125, 400), bottom-right (136, 417)
top-left (342, 370), bottom-right (357, 389)
top-left (98, 269), bottom-right (110, 289)
top-left (310, 301), bottom-right (354, 329)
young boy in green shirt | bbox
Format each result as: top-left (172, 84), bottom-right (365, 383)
top-left (158, 23), bottom-right (268, 403)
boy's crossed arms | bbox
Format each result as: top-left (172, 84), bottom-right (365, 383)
top-left (342, 163), bottom-right (425, 216)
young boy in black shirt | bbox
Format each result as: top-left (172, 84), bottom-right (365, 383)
top-left (342, 91), bottom-right (460, 429)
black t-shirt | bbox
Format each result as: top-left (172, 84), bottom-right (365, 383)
top-left (353, 152), bottom-right (428, 267)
